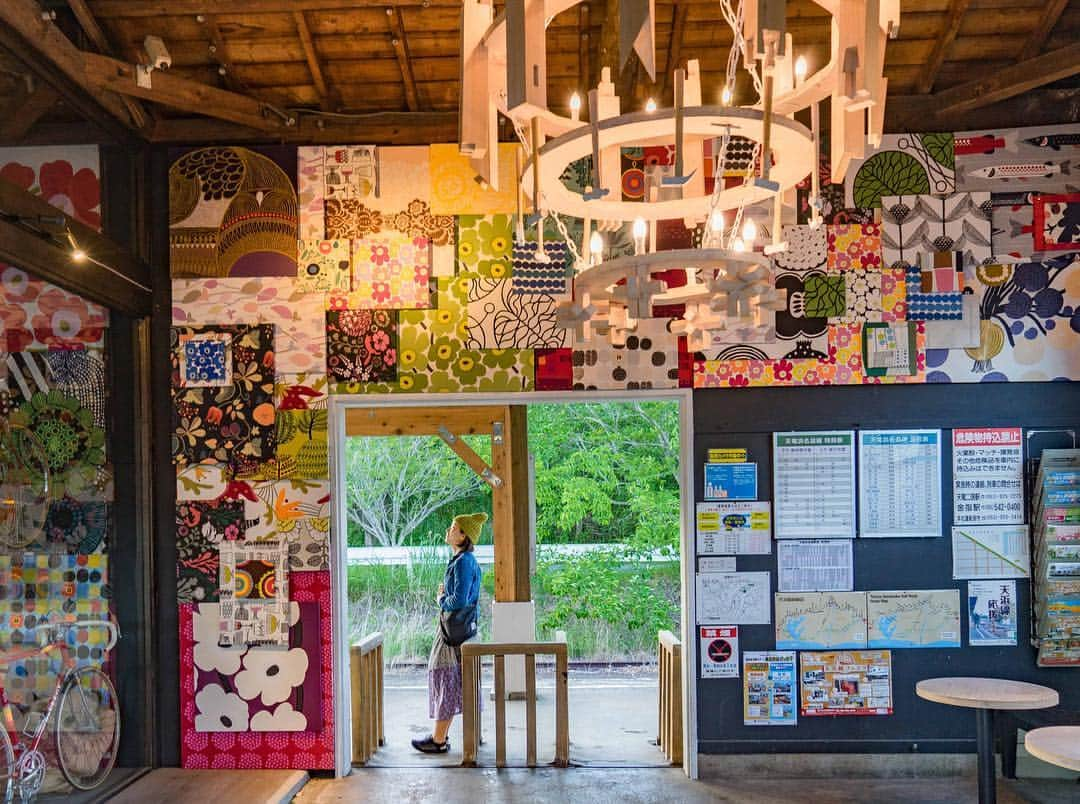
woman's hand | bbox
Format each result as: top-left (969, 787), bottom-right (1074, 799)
top-left (437, 583), bottom-right (444, 603)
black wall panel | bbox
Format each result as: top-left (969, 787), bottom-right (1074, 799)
top-left (693, 383), bottom-right (1080, 754)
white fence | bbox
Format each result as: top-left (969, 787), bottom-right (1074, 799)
top-left (346, 543), bottom-right (673, 566)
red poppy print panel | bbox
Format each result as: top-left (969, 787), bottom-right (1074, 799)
top-left (325, 309), bottom-right (398, 383)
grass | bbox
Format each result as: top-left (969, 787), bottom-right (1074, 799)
top-left (347, 553), bottom-right (680, 666)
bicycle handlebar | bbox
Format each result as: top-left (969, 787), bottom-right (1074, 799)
top-left (34, 619), bottom-right (120, 653)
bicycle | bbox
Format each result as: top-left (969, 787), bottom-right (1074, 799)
top-left (0, 620), bottom-right (120, 803)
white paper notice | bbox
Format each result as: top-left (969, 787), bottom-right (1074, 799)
top-left (696, 501), bottom-right (772, 555)
top-left (777, 539), bottom-right (854, 592)
top-left (858, 430), bottom-right (942, 538)
top-left (952, 427), bottom-right (1024, 525)
top-left (699, 556), bottom-right (738, 573)
top-left (696, 572), bottom-right (772, 624)
top-left (773, 431), bottom-right (857, 539)
top-left (951, 524), bottom-right (1030, 579)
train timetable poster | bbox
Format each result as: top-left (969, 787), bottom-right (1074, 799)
top-left (799, 651), bottom-right (893, 717)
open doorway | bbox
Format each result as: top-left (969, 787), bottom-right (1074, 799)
top-left (332, 392), bottom-right (694, 773)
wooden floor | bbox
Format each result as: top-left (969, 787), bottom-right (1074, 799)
top-left (107, 768), bottom-right (308, 804)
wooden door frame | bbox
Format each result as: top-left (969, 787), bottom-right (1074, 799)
top-left (328, 389), bottom-right (698, 779)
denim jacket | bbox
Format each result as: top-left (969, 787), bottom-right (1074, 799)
top-left (439, 550), bottom-right (481, 612)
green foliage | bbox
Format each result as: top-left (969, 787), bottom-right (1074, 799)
top-left (920, 132), bottom-right (955, 171)
top-left (852, 150), bottom-right (931, 209)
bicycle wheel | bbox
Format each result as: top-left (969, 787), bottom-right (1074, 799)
top-left (0, 721), bottom-right (12, 804)
top-left (54, 667), bottom-right (119, 791)
top-left (0, 426), bottom-right (50, 550)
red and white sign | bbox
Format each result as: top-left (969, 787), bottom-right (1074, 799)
top-left (952, 427), bottom-right (1024, 526)
top-left (700, 626), bottom-right (739, 678)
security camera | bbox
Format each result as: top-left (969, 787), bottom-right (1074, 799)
top-left (144, 36), bottom-right (172, 71)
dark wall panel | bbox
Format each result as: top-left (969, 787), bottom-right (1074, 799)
top-left (693, 383), bottom-right (1080, 754)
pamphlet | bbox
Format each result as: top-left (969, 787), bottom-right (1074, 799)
top-left (743, 651), bottom-right (797, 726)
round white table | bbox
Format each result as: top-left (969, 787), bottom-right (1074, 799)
top-left (1023, 726), bottom-right (1080, 772)
top-left (916, 677), bottom-right (1059, 804)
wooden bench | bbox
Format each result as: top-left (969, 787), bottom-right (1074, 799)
top-left (996, 707), bottom-right (1080, 779)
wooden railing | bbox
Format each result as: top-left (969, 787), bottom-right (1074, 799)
top-left (461, 641), bottom-right (569, 768)
top-left (350, 632), bottom-right (384, 765)
top-left (657, 630), bottom-right (683, 766)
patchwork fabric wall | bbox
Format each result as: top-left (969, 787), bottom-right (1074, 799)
top-left (168, 128), bottom-right (1078, 769)
top-left (0, 146), bottom-right (112, 710)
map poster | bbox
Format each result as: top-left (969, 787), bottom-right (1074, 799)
top-left (952, 427), bottom-right (1024, 526)
top-left (777, 539), bottom-right (854, 592)
top-left (799, 651), bottom-right (893, 717)
top-left (773, 431), bottom-right (856, 539)
top-left (704, 462), bottom-right (758, 500)
top-left (867, 590), bottom-right (962, 648)
top-left (775, 592), bottom-right (868, 650)
top-left (951, 525), bottom-right (1030, 579)
top-left (696, 501), bottom-right (772, 555)
top-left (696, 572), bottom-right (771, 624)
top-left (968, 580), bottom-right (1018, 646)
top-left (700, 626), bottom-right (739, 678)
top-left (858, 430), bottom-right (942, 538)
top-left (743, 651), bottom-right (797, 726)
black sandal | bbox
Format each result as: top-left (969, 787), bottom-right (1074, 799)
top-left (411, 735), bottom-right (449, 754)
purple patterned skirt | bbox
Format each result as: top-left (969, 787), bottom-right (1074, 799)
top-left (427, 627), bottom-right (463, 720)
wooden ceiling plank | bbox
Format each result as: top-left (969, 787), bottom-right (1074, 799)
top-left (0, 0), bottom-right (142, 140)
top-left (201, 14), bottom-right (250, 93)
top-left (887, 86), bottom-right (1080, 132)
top-left (1017, 0), bottom-right (1069, 62)
top-left (0, 82), bottom-right (59, 141)
top-left (387, 6), bottom-right (420, 111)
top-left (934, 40), bottom-right (1080, 115)
top-left (90, 0), bottom-right (461, 17)
top-left (293, 10), bottom-right (334, 109)
top-left (82, 51), bottom-right (287, 131)
top-left (150, 110), bottom-right (458, 144)
top-left (578, 1), bottom-right (591, 92)
top-left (660, 1), bottom-right (689, 101)
top-left (913, 0), bottom-right (971, 95)
top-left (67, 0), bottom-right (150, 129)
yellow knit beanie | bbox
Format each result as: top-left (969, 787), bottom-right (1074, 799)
top-left (453, 512), bottom-right (488, 542)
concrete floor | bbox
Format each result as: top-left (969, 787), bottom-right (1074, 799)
top-left (296, 767), bottom-right (1080, 804)
top-left (372, 665), bottom-right (669, 768)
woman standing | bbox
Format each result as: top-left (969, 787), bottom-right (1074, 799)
top-left (411, 512), bottom-right (486, 754)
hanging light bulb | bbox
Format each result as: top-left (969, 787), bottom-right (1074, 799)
top-left (742, 218), bottom-right (757, 243)
top-left (569, 92), bottom-right (582, 121)
top-left (721, 86), bottom-right (733, 106)
top-left (632, 217), bottom-right (647, 254)
top-left (732, 238), bottom-right (747, 253)
top-left (794, 55), bottom-right (808, 84)
top-left (710, 210), bottom-right (724, 233)
top-left (645, 98), bottom-right (657, 113)
top-left (589, 230), bottom-right (604, 263)
top-left (70, 247), bottom-right (87, 263)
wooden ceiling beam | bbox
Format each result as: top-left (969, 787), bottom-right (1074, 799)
top-left (913, 0), bottom-right (971, 95)
top-left (89, 0), bottom-right (461, 17)
top-left (578, 2), bottom-right (591, 92)
top-left (66, 0), bottom-right (149, 129)
top-left (0, 81), bottom-right (59, 142)
top-left (0, 0), bottom-right (142, 141)
top-left (293, 10), bottom-right (334, 110)
top-left (1017, 0), bottom-right (1069, 62)
top-left (660, 1), bottom-right (689, 102)
top-left (932, 40), bottom-right (1080, 116)
top-left (82, 51), bottom-right (288, 131)
top-left (387, 6), bottom-right (420, 111)
top-left (200, 15), bottom-right (249, 94)
top-left (886, 87), bottom-right (1080, 133)
top-left (149, 110), bottom-right (458, 145)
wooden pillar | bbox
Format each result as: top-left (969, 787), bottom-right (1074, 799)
top-left (492, 405), bottom-right (531, 602)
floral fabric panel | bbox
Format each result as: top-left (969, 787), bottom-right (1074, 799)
top-left (834, 270), bottom-right (884, 325)
top-left (1033, 193), bottom-right (1080, 252)
top-left (1, 267), bottom-right (108, 351)
top-left (325, 309), bottom-right (398, 383)
top-left (773, 225), bottom-right (829, 274)
top-left (465, 278), bottom-right (569, 349)
top-left (880, 192), bottom-right (993, 268)
top-left (176, 499), bottom-right (246, 604)
top-left (169, 147), bottom-right (298, 278)
top-left (955, 124), bottom-right (1080, 194)
top-left (218, 540), bottom-right (290, 648)
top-left (923, 255), bottom-right (1080, 383)
top-left (429, 143), bottom-right (520, 215)
top-left (0, 145), bottom-right (101, 229)
top-left (511, 238), bottom-right (571, 296)
top-left (171, 277), bottom-right (325, 374)
top-left (273, 375), bottom-right (329, 480)
top-left (457, 215), bottom-right (513, 278)
top-left (0, 553), bottom-right (109, 706)
top-left (44, 350), bottom-right (107, 428)
top-left (844, 133), bottom-right (955, 211)
top-left (170, 324), bottom-right (276, 472)
top-left (242, 480), bottom-right (331, 571)
top-left (179, 571), bottom-right (333, 768)
top-left (178, 331), bottom-right (233, 387)
top-left (296, 239), bottom-right (351, 292)
top-left (351, 233), bottom-right (432, 309)
top-left (43, 497), bottom-right (108, 555)
top-left (572, 318), bottom-right (680, 390)
top-left (827, 224), bottom-right (883, 272)
top-left (296, 146), bottom-right (327, 240)
top-left (365, 147), bottom-right (431, 212)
